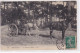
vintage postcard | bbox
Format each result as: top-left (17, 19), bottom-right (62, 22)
top-left (0, 0), bottom-right (77, 50)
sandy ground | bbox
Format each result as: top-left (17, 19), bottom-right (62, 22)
top-left (1, 25), bottom-right (77, 46)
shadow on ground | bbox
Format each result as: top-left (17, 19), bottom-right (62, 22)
top-left (39, 34), bottom-right (55, 38)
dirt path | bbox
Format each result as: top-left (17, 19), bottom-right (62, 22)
top-left (1, 25), bottom-right (77, 46)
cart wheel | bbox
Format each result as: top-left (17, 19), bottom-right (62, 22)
top-left (8, 24), bottom-right (18, 37)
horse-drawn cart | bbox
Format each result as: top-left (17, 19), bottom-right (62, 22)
top-left (7, 19), bottom-right (27, 36)
top-left (7, 19), bottom-right (39, 36)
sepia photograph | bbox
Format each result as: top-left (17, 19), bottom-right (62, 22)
top-left (0, 1), bottom-right (77, 50)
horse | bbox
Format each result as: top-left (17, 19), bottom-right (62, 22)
top-left (24, 22), bottom-right (39, 36)
top-left (44, 18), bottom-right (71, 40)
top-left (49, 21), bottom-right (68, 40)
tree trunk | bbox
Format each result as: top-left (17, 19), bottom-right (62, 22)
top-left (28, 2), bottom-right (30, 21)
top-left (4, 2), bottom-right (5, 10)
top-left (6, 3), bottom-right (8, 9)
top-left (45, 2), bottom-right (49, 24)
top-left (50, 1), bottom-right (52, 22)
